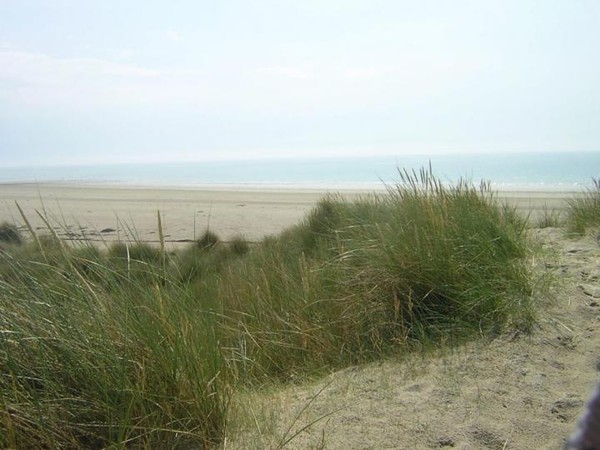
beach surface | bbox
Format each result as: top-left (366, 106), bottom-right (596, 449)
top-left (0, 183), bottom-right (577, 246)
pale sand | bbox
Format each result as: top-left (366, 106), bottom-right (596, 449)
top-left (0, 183), bottom-right (577, 247)
top-left (0, 183), bottom-right (332, 245)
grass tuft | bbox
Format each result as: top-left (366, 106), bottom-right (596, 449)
top-left (0, 222), bottom-right (22, 245)
top-left (107, 241), bottom-right (163, 263)
top-left (197, 229), bottom-right (220, 250)
top-left (230, 235), bottom-right (250, 256)
top-left (216, 168), bottom-right (535, 381)
top-left (566, 178), bottom-right (600, 234)
top-left (536, 205), bottom-right (562, 228)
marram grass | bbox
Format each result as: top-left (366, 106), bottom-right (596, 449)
top-left (566, 178), bottom-right (600, 234)
top-left (217, 168), bottom-right (535, 380)
top-left (0, 169), bottom-right (538, 448)
top-left (0, 243), bottom-right (229, 448)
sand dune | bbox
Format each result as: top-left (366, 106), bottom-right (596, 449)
top-left (225, 228), bottom-right (600, 449)
top-left (0, 182), bottom-right (597, 448)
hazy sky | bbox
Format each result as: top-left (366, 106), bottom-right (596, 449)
top-left (1, 0), bottom-right (599, 166)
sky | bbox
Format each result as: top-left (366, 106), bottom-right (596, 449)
top-left (1, 0), bottom-right (599, 166)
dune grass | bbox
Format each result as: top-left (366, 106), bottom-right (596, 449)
top-left (217, 169), bottom-right (534, 381)
top-left (0, 241), bottom-right (229, 448)
top-left (0, 222), bottom-right (22, 246)
top-left (536, 205), bottom-right (563, 229)
top-left (566, 178), bottom-right (600, 234)
top-left (0, 169), bottom-right (538, 447)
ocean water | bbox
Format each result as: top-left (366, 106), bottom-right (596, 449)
top-left (1, 152), bottom-right (599, 190)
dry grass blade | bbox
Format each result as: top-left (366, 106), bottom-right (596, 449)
top-left (14, 201), bottom-right (43, 256)
top-left (157, 209), bottom-right (165, 255)
top-left (275, 379), bottom-right (342, 449)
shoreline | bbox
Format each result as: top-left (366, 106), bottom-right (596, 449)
top-left (0, 182), bottom-right (578, 246)
top-left (0, 178), bottom-right (590, 193)
top-left (1, 151), bottom-right (598, 192)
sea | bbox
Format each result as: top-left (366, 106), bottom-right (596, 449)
top-left (1, 152), bottom-right (599, 191)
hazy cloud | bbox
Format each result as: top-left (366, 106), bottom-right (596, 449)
top-left (0, 50), bottom-right (159, 84)
top-left (1, 0), bottom-right (599, 165)
top-left (164, 30), bottom-right (181, 42)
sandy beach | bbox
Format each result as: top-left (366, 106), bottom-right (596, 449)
top-left (0, 183), bottom-right (578, 247)
top-left (0, 183), bottom-right (332, 245)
